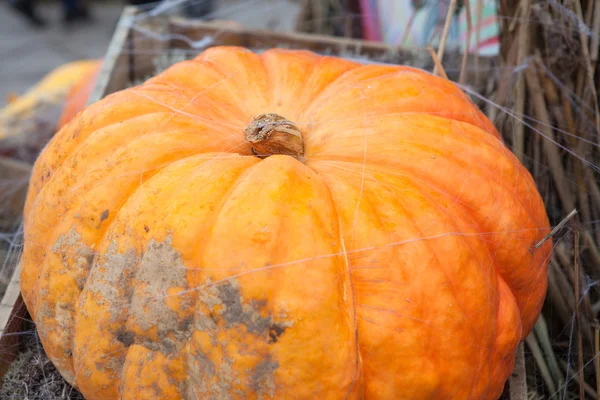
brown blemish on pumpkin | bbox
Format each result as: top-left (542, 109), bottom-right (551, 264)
top-left (52, 228), bottom-right (81, 250)
top-left (116, 328), bottom-right (134, 347)
top-left (218, 358), bottom-right (240, 390)
top-left (216, 282), bottom-right (273, 334)
top-left (195, 314), bottom-right (218, 334)
top-left (184, 279), bottom-right (292, 398)
top-left (188, 352), bottom-right (241, 399)
top-left (186, 347), bottom-right (215, 398)
top-left (55, 302), bottom-right (73, 330)
top-left (151, 382), bottom-right (165, 397)
top-left (100, 209), bottom-right (109, 222)
top-left (267, 324), bottom-right (286, 344)
top-left (199, 280), bottom-right (293, 337)
top-left (252, 356), bottom-right (279, 399)
top-left (82, 236), bottom-right (293, 396)
top-left (95, 354), bottom-right (123, 375)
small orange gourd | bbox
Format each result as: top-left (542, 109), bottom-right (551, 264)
top-left (21, 47), bottom-right (551, 399)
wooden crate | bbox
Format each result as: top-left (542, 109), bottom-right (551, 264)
top-left (0, 156), bottom-right (30, 379)
top-left (1, 6), bottom-right (524, 399)
top-left (88, 6), bottom-right (497, 106)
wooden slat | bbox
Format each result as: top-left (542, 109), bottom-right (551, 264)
top-left (0, 262), bottom-right (21, 331)
top-left (167, 17), bottom-right (496, 84)
top-left (0, 262), bottom-right (26, 379)
top-left (510, 343), bottom-right (528, 399)
top-left (91, 10), bottom-right (497, 103)
top-left (87, 6), bottom-right (138, 106)
top-left (129, 13), bottom-right (170, 84)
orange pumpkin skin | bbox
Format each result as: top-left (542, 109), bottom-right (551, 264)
top-left (21, 47), bottom-right (551, 399)
top-left (57, 60), bottom-right (101, 129)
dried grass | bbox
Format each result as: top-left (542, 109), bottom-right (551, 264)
top-left (496, 1), bottom-right (599, 398)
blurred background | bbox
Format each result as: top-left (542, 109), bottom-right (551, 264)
top-left (0, 0), bottom-right (305, 103)
top-left (1, 0), bottom-right (501, 105)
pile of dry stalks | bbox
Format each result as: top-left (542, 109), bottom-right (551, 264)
top-left (494, 1), bottom-right (599, 398)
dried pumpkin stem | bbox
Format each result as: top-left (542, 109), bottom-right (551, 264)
top-left (244, 113), bottom-right (304, 158)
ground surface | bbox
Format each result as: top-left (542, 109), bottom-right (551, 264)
top-left (0, 0), bottom-right (299, 106)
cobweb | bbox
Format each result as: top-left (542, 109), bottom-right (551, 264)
top-left (1, 0), bottom-right (599, 399)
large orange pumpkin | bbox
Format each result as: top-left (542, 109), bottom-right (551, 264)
top-left (21, 46), bottom-right (551, 399)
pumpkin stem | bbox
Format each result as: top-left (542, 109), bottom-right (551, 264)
top-left (244, 113), bottom-right (304, 158)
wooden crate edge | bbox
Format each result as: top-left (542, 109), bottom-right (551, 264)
top-left (510, 342), bottom-right (527, 399)
top-left (90, 7), bottom-right (498, 105)
top-left (87, 6), bottom-right (138, 106)
top-left (0, 262), bottom-right (25, 380)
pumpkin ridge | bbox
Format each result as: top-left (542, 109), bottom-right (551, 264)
top-left (373, 166), bottom-right (501, 359)
top-left (24, 89), bottom-right (205, 216)
top-left (22, 112), bottom-right (219, 310)
top-left (308, 158), bottom-right (525, 397)
top-left (332, 198), bottom-right (362, 399)
top-left (26, 143), bottom-right (241, 384)
top-left (389, 111), bottom-right (501, 139)
top-left (30, 159), bottom-right (188, 371)
top-left (27, 108), bottom-right (229, 206)
top-left (181, 154), bottom-right (359, 398)
top-left (195, 47), bottom-right (273, 118)
top-left (178, 155), bottom-right (261, 260)
top-left (239, 106), bottom-right (361, 393)
top-left (301, 65), bottom-right (404, 116)
top-left (307, 153), bottom-right (541, 334)
top-left (129, 86), bottom-right (248, 133)
top-left (393, 190), bottom-right (502, 397)
top-left (301, 67), bottom-right (497, 140)
top-left (306, 111), bottom-right (543, 250)
top-left (71, 154), bottom-right (259, 398)
top-left (306, 153), bottom-right (538, 245)
top-left (259, 48), bottom-right (359, 124)
top-left (144, 58), bottom-right (252, 118)
top-left (39, 68), bottom-right (251, 192)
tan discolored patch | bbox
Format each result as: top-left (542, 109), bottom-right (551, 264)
top-left (32, 228), bottom-right (96, 384)
top-left (52, 228), bottom-right (82, 250)
top-left (55, 302), bottom-right (74, 351)
top-left (127, 236), bottom-right (194, 355)
top-left (186, 279), bottom-right (292, 398)
top-left (84, 240), bottom-right (138, 314)
top-left (51, 228), bottom-right (95, 291)
top-left (187, 354), bottom-right (243, 400)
